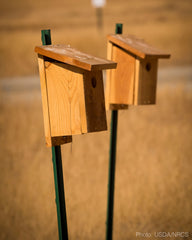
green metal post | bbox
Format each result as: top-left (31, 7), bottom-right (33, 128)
top-left (41, 29), bottom-right (52, 45)
top-left (52, 146), bottom-right (68, 240)
top-left (41, 29), bottom-right (68, 240)
top-left (106, 23), bottom-right (123, 240)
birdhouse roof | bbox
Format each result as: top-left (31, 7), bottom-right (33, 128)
top-left (35, 44), bottom-right (117, 71)
top-left (107, 34), bottom-right (171, 59)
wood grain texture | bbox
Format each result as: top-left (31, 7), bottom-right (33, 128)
top-left (106, 42), bottom-right (129, 110)
top-left (105, 41), bottom-right (113, 110)
top-left (107, 34), bottom-right (171, 59)
top-left (39, 56), bottom-right (107, 138)
top-left (109, 45), bottom-right (135, 106)
top-left (35, 45), bottom-right (117, 71)
top-left (109, 104), bottom-right (128, 110)
top-left (37, 54), bottom-right (52, 146)
top-left (38, 55), bottom-right (72, 147)
top-left (45, 61), bottom-right (87, 136)
top-left (50, 136), bottom-right (72, 146)
top-left (83, 70), bottom-right (107, 132)
top-left (134, 58), bottom-right (158, 105)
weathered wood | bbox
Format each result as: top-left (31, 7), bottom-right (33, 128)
top-left (35, 44), bottom-right (117, 71)
top-left (134, 58), bottom-right (158, 105)
top-left (107, 34), bottom-right (171, 59)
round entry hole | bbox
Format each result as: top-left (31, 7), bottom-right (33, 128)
top-left (146, 63), bottom-right (151, 71)
top-left (92, 77), bottom-right (97, 88)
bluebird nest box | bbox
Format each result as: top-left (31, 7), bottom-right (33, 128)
top-left (106, 34), bottom-right (171, 110)
top-left (35, 45), bottom-right (117, 147)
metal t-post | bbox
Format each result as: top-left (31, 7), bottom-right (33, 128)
top-left (41, 29), bottom-right (68, 240)
top-left (106, 23), bottom-right (123, 240)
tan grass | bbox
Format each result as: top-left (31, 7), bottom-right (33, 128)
top-left (0, 0), bottom-right (192, 239)
top-left (0, 82), bottom-right (191, 239)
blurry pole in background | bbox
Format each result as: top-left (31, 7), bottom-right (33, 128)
top-left (91, 0), bottom-right (106, 30)
top-left (96, 8), bottom-right (103, 30)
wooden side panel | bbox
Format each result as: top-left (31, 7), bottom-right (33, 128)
top-left (134, 59), bottom-right (140, 105)
top-left (110, 45), bottom-right (135, 106)
top-left (45, 61), bottom-right (87, 136)
top-left (105, 41), bottom-right (113, 110)
top-left (78, 73), bottom-right (88, 133)
top-left (83, 70), bottom-right (107, 133)
top-left (37, 55), bottom-right (52, 146)
top-left (134, 58), bottom-right (158, 105)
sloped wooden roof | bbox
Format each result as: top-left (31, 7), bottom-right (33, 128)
top-left (35, 44), bottom-right (117, 71)
top-left (107, 34), bottom-right (171, 59)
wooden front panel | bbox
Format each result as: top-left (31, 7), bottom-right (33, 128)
top-left (83, 70), bottom-right (107, 133)
top-left (109, 45), bottom-right (136, 106)
top-left (37, 55), bottom-right (72, 146)
top-left (45, 61), bottom-right (87, 136)
top-left (134, 58), bottom-right (158, 105)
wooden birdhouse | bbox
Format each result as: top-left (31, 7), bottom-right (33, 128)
top-left (35, 44), bottom-right (117, 147)
top-left (106, 34), bottom-right (171, 110)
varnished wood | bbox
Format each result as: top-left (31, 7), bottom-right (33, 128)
top-left (35, 44), bottom-right (117, 71)
top-left (38, 54), bottom-right (52, 146)
top-left (112, 45), bottom-right (135, 105)
top-left (50, 136), bottom-right (72, 146)
top-left (83, 70), bottom-right (107, 132)
top-left (36, 45), bottom-right (113, 142)
top-left (110, 104), bottom-right (128, 110)
top-left (107, 34), bottom-right (171, 59)
top-left (106, 34), bottom-right (170, 108)
top-left (45, 61), bottom-right (87, 136)
top-left (134, 58), bottom-right (158, 105)
top-left (37, 55), bottom-right (72, 146)
top-left (44, 61), bottom-right (107, 136)
top-left (105, 41), bottom-right (113, 110)
top-left (106, 45), bottom-right (135, 108)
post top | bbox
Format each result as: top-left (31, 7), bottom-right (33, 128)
top-left (107, 34), bottom-right (171, 59)
top-left (35, 44), bottom-right (117, 71)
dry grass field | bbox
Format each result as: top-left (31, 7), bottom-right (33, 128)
top-left (0, 0), bottom-right (192, 239)
top-left (0, 81), bottom-right (192, 240)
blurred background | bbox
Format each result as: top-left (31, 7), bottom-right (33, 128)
top-left (0, 0), bottom-right (192, 239)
